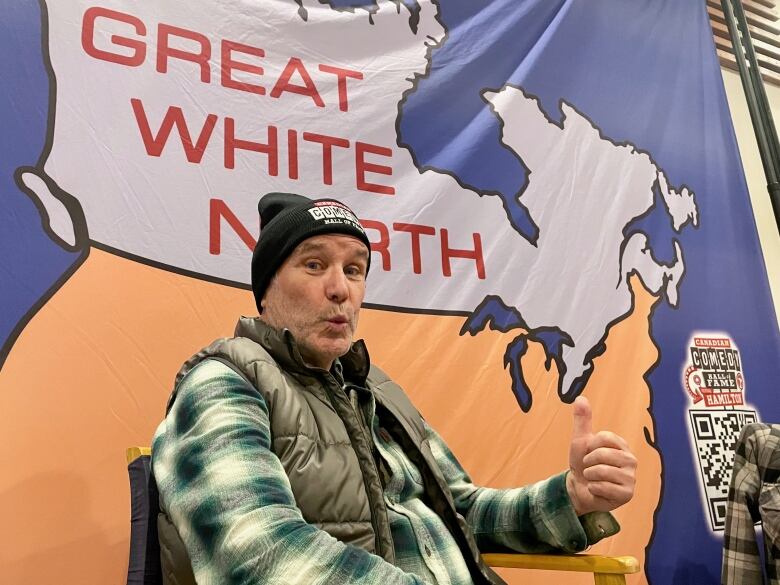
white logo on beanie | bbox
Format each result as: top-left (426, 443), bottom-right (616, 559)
top-left (307, 203), bottom-right (365, 233)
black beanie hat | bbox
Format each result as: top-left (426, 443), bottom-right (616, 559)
top-left (251, 192), bottom-right (371, 312)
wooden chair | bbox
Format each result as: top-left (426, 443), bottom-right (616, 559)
top-left (127, 446), bottom-right (152, 462)
top-left (126, 447), bottom-right (639, 585)
top-left (482, 552), bottom-right (638, 585)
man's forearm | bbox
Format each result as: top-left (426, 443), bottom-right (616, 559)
top-left (424, 422), bottom-right (618, 553)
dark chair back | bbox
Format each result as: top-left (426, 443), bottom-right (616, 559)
top-left (126, 448), bottom-right (162, 585)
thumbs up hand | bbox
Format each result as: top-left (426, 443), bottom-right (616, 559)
top-left (566, 396), bottom-right (637, 516)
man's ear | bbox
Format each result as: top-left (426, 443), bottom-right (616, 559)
top-left (258, 289), bottom-right (270, 316)
top-left (258, 274), bottom-right (278, 316)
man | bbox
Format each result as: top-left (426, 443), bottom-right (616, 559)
top-left (152, 192), bottom-right (637, 585)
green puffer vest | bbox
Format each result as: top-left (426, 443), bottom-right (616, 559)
top-left (157, 317), bottom-right (503, 585)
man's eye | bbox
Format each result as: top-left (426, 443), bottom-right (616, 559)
top-left (345, 265), bottom-right (365, 278)
top-left (305, 261), bottom-right (322, 270)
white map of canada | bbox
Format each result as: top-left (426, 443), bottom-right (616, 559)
top-left (26, 0), bottom-right (697, 409)
top-left (464, 86), bottom-right (697, 406)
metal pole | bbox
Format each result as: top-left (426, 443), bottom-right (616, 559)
top-left (721, 0), bottom-right (780, 234)
top-left (731, 0), bottom-right (780, 173)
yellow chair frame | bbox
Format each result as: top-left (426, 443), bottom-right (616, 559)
top-left (127, 448), bottom-right (638, 584)
top-left (482, 552), bottom-right (638, 585)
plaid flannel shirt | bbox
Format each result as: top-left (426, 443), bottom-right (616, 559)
top-left (722, 423), bottom-right (780, 585)
top-left (153, 358), bottom-right (619, 585)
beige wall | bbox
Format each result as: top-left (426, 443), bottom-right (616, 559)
top-left (721, 68), bottom-right (780, 326)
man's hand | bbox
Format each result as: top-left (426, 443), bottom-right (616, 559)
top-left (566, 396), bottom-right (637, 516)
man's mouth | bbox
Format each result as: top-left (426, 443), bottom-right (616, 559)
top-left (327, 316), bottom-right (349, 325)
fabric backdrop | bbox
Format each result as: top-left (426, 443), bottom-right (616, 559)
top-left (1, 1), bottom-right (778, 583)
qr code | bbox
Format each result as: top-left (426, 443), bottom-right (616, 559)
top-left (689, 409), bottom-right (758, 531)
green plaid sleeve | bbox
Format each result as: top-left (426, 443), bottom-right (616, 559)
top-left (152, 359), bottom-right (428, 585)
top-left (424, 422), bottom-right (619, 553)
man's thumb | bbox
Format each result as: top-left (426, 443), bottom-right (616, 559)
top-left (572, 396), bottom-right (593, 439)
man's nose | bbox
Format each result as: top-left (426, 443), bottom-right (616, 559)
top-left (324, 267), bottom-right (349, 303)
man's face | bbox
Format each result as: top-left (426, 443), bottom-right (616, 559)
top-left (261, 234), bottom-right (369, 370)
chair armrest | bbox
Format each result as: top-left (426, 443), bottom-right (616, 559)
top-left (126, 446), bottom-right (152, 464)
top-left (482, 553), bottom-right (639, 574)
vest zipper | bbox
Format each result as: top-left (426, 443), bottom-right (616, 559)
top-left (323, 373), bottom-right (393, 561)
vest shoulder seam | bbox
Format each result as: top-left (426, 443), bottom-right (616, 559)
top-left (315, 520), bottom-right (374, 526)
top-left (272, 434), bottom-right (352, 446)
